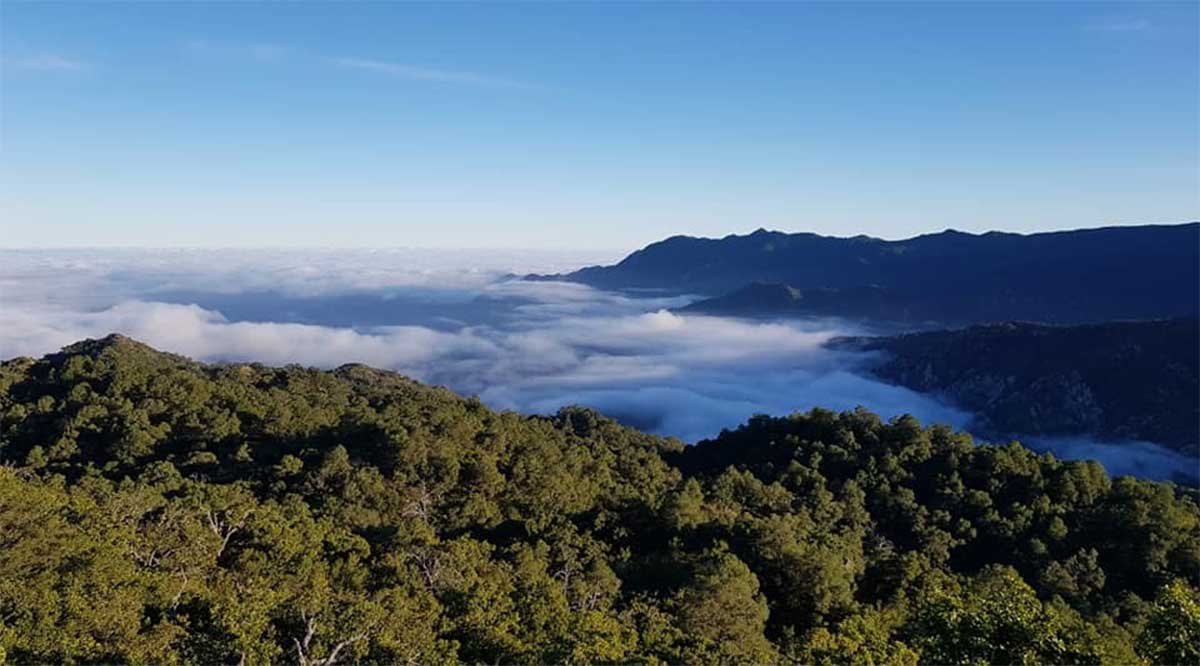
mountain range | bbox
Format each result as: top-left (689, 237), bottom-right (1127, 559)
top-left (536, 222), bottom-right (1200, 464)
top-left (541, 223), bottom-right (1200, 325)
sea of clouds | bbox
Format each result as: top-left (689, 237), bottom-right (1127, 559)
top-left (1, 249), bottom-right (1194, 482)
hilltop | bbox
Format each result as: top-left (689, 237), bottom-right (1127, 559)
top-left (0, 337), bottom-right (1196, 664)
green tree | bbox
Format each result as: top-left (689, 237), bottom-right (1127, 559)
top-left (1137, 580), bottom-right (1200, 665)
top-left (907, 566), bottom-right (1102, 665)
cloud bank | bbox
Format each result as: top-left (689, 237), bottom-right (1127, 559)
top-left (1, 249), bottom-right (1193, 482)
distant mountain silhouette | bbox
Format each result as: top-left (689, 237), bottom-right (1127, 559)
top-left (542, 223), bottom-right (1200, 324)
top-left (833, 317), bottom-right (1200, 455)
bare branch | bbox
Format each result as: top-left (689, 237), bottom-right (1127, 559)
top-left (205, 507), bottom-right (254, 559)
top-left (402, 481), bottom-right (437, 521)
top-left (302, 610), bottom-right (317, 651)
top-left (292, 637), bottom-right (308, 666)
top-left (170, 573), bottom-right (189, 611)
top-left (292, 610), bottom-right (319, 666)
top-left (407, 546), bottom-right (443, 590)
top-left (317, 633), bottom-right (369, 666)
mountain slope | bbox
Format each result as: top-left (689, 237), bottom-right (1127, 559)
top-left (677, 281), bottom-right (912, 320)
top-left (546, 223), bottom-right (1200, 325)
top-left (834, 318), bottom-right (1200, 455)
top-left (0, 336), bottom-right (1197, 664)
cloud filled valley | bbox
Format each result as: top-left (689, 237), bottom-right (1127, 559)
top-left (2, 249), bottom-right (1194, 481)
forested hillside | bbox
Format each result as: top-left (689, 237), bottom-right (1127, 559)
top-left (835, 317), bottom-right (1200, 457)
top-left (0, 335), bottom-right (1197, 664)
top-left (544, 223), bottom-right (1200, 324)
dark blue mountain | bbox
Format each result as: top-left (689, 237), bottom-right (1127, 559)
top-left (833, 317), bottom-right (1200, 454)
top-left (545, 223), bottom-right (1200, 325)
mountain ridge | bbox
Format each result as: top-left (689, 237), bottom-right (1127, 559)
top-left (535, 222), bottom-right (1200, 325)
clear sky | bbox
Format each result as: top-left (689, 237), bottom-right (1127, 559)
top-left (1, 1), bottom-right (1197, 250)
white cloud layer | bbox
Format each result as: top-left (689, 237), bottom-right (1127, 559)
top-left (1, 249), bottom-right (1193, 482)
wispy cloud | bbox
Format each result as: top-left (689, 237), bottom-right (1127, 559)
top-left (175, 42), bottom-right (528, 90)
top-left (4, 55), bottom-right (91, 72)
top-left (331, 56), bottom-right (530, 90)
top-left (1085, 18), bottom-right (1152, 33)
top-left (181, 39), bottom-right (290, 63)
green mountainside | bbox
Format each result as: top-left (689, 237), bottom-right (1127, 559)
top-left (0, 335), bottom-right (1197, 664)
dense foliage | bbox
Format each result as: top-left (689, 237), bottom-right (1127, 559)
top-left (1, 335), bottom-right (1197, 664)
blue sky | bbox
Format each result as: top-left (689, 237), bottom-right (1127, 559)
top-left (1, 1), bottom-right (1196, 250)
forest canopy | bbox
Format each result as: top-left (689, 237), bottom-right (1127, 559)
top-left (0, 335), bottom-right (1197, 665)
